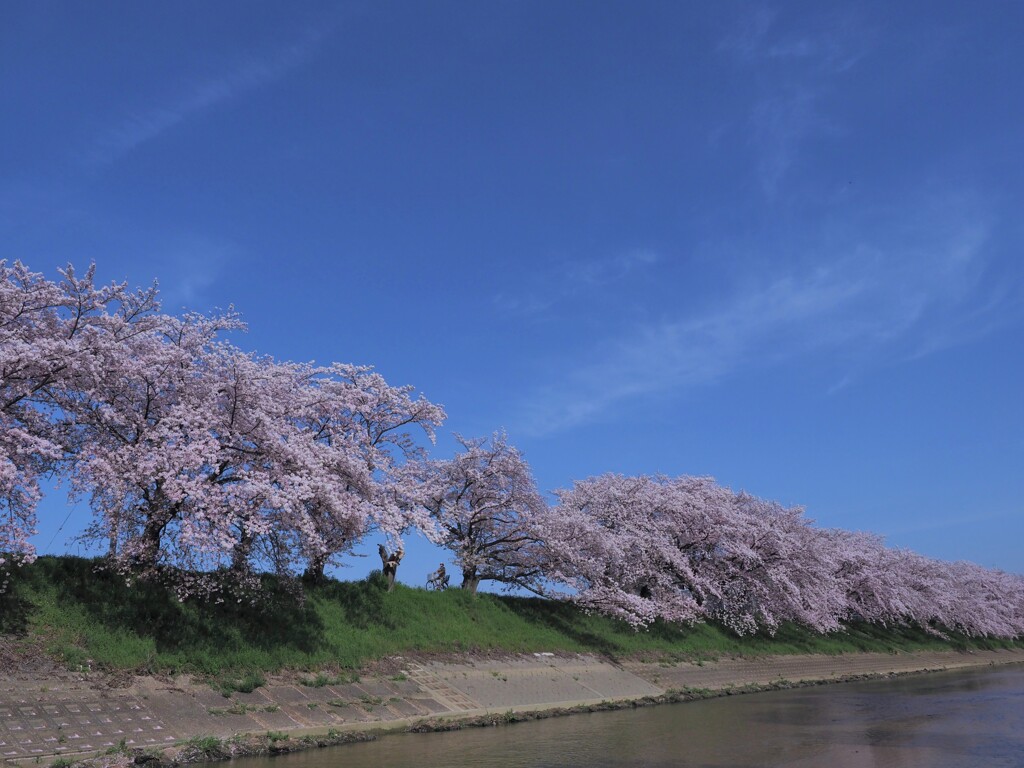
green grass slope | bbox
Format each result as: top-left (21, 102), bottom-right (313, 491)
top-left (1, 556), bottom-right (1019, 675)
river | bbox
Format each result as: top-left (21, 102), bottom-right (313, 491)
top-left (231, 664), bottom-right (1024, 767)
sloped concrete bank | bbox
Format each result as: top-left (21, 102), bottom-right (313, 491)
top-left (2, 649), bottom-right (1022, 767)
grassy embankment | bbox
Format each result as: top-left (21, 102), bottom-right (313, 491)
top-left (2, 556), bottom-right (1020, 678)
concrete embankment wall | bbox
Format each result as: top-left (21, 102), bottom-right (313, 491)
top-left (2, 649), bottom-right (1023, 764)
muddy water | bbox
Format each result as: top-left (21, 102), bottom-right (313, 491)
top-left (233, 664), bottom-right (1024, 767)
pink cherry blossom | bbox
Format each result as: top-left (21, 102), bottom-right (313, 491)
top-left (413, 432), bottom-right (548, 594)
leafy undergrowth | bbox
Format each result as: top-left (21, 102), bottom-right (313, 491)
top-left (2, 556), bottom-right (1020, 676)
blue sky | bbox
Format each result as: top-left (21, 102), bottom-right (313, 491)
top-left (4, 2), bottom-right (1022, 584)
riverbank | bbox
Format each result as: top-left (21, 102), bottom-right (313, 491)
top-left (5, 556), bottom-right (1019, 677)
top-left (2, 648), bottom-right (1023, 767)
top-left (4, 557), bottom-right (1023, 766)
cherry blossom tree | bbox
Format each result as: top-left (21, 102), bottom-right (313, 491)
top-left (0, 264), bottom-right (438, 598)
top-left (7, 260), bottom-right (446, 595)
top-left (287, 363), bottom-right (446, 584)
top-left (415, 432), bottom-right (548, 594)
top-left (817, 528), bottom-right (915, 627)
top-left (61, 321), bottom-right (445, 594)
top-left (5, 259), bottom-right (1022, 629)
top-left (691, 492), bottom-right (845, 634)
top-left (873, 549), bottom-right (1024, 638)
top-left (1, 261), bottom-right (157, 569)
top-left (545, 474), bottom-right (846, 633)
top-left (542, 474), bottom-right (711, 627)
top-left (942, 560), bottom-right (1024, 637)
top-left (796, 528), bottom-right (1024, 638)
top-left (61, 310), bottom-right (248, 583)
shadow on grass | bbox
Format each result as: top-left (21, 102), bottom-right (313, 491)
top-left (0, 587), bottom-right (31, 635)
top-left (31, 556), bottom-right (326, 660)
top-left (309, 571), bottom-right (396, 631)
top-left (838, 620), bottom-right (1023, 652)
top-left (496, 595), bottom-right (629, 657)
top-left (833, 620), bottom-right (937, 650)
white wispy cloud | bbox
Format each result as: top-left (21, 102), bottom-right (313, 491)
top-left (519, 265), bottom-right (868, 434)
top-left (750, 86), bottom-right (823, 196)
top-left (516, 194), bottom-right (1014, 436)
top-left (494, 249), bottom-right (660, 316)
top-left (719, 8), bottom-right (869, 196)
top-left (150, 236), bottom-right (237, 311)
top-left (86, 29), bottom-right (325, 165)
top-left (566, 250), bottom-right (660, 287)
top-left (717, 5), bottom-right (776, 62)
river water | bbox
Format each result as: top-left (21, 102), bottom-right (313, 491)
top-left (233, 664), bottom-right (1024, 768)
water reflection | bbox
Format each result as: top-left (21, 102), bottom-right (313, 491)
top-left (232, 665), bottom-right (1024, 768)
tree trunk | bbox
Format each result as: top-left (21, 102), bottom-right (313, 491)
top-left (462, 573), bottom-right (480, 595)
top-left (231, 527), bottom-right (253, 575)
top-left (107, 516), bottom-right (119, 558)
top-left (303, 553), bottom-right (329, 585)
top-left (133, 516), bottom-right (166, 571)
top-left (131, 488), bottom-right (175, 573)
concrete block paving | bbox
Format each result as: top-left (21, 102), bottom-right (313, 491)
top-left (0, 695), bottom-right (176, 760)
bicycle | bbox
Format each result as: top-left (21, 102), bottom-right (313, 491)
top-left (426, 568), bottom-right (450, 590)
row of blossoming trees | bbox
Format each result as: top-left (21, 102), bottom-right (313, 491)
top-left (2, 261), bottom-right (1023, 638)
